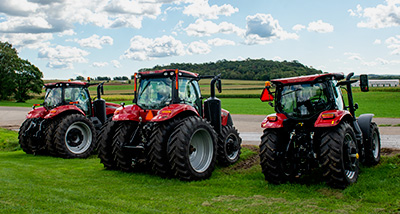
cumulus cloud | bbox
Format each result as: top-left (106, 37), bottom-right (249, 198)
top-left (374, 39), bottom-right (382, 45)
top-left (307, 20), bottom-right (334, 33)
top-left (385, 35), bottom-right (400, 55)
top-left (345, 52), bottom-right (362, 61)
top-left (38, 45), bottom-right (89, 69)
top-left (0, 33), bottom-right (52, 50)
top-left (187, 40), bottom-right (211, 54)
top-left (0, 0), bottom-right (39, 17)
top-left (185, 19), bottom-right (244, 37)
top-left (183, 0), bottom-right (238, 19)
top-left (75, 34), bottom-right (114, 49)
top-left (350, 1), bottom-right (400, 29)
top-left (92, 62), bottom-right (109, 67)
top-left (111, 60), bottom-right (122, 68)
top-left (207, 38), bottom-right (235, 46)
top-left (122, 35), bottom-right (186, 61)
top-left (244, 13), bottom-right (298, 45)
top-left (292, 24), bottom-right (306, 32)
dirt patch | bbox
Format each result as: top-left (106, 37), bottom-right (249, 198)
top-left (381, 148), bottom-right (400, 157)
top-left (231, 145), bottom-right (259, 170)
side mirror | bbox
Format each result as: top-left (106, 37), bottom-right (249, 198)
top-left (216, 79), bottom-right (222, 93)
top-left (360, 74), bottom-right (369, 92)
top-left (260, 81), bottom-right (274, 102)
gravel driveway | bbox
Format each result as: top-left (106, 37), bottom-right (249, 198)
top-left (1, 106), bottom-right (399, 149)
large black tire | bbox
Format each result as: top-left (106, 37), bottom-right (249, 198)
top-left (259, 129), bottom-right (291, 184)
top-left (112, 121), bottom-right (144, 172)
top-left (97, 119), bottom-right (119, 169)
top-left (363, 122), bottom-right (381, 166)
top-left (148, 118), bottom-right (182, 177)
top-left (168, 116), bottom-right (217, 181)
top-left (45, 118), bottom-right (61, 156)
top-left (54, 114), bottom-right (96, 158)
top-left (18, 119), bottom-right (34, 154)
top-left (217, 125), bottom-right (242, 166)
top-left (320, 122), bottom-right (359, 189)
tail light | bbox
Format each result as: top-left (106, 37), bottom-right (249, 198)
top-left (321, 113), bottom-right (335, 119)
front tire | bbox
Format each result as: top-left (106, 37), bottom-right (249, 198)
top-left (97, 119), bottom-right (119, 169)
top-left (217, 125), bottom-right (242, 166)
top-left (168, 117), bottom-right (217, 181)
top-left (18, 119), bottom-right (34, 154)
top-left (320, 122), bottom-right (359, 189)
top-left (54, 114), bottom-right (96, 158)
top-left (45, 118), bottom-right (61, 156)
top-left (363, 122), bottom-right (381, 166)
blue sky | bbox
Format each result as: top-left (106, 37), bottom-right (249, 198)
top-left (1, 0), bottom-right (400, 79)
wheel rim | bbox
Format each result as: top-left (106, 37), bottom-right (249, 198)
top-left (189, 128), bottom-right (213, 173)
top-left (65, 121), bottom-right (92, 154)
top-left (225, 133), bottom-right (239, 160)
top-left (343, 133), bottom-right (358, 180)
top-left (372, 131), bottom-right (380, 159)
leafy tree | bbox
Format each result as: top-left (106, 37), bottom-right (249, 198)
top-left (0, 41), bottom-right (43, 102)
top-left (76, 76), bottom-right (85, 80)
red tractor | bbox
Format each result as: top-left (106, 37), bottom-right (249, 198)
top-left (259, 73), bottom-right (380, 188)
top-left (97, 69), bottom-right (241, 181)
top-left (18, 81), bottom-right (120, 158)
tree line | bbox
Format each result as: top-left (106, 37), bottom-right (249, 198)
top-left (139, 58), bottom-right (323, 80)
top-left (0, 41), bottom-right (43, 102)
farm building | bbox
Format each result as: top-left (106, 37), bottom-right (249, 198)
top-left (352, 79), bottom-right (399, 87)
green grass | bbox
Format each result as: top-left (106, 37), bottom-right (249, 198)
top-left (0, 149), bottom-right (399, 213)
top-left (0, 128), bottom-right (20, 151)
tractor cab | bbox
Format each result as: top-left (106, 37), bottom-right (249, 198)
top-left (44, 82), bottom-right (91, 115)
top-left (134, 69), bottom-right (203, 115)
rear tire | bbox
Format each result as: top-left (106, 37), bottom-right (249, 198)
top-left (54, 114), bottom-right (96, 158)
top-left (217, 125), bottom-right (241, 166)
top-left (320, 122), bottom-right (359, 189)
top-left (363, 122), bottom-right (381, 166)
top-left (97, 119), bottom-right (119, 169)
top-left (259, 129), bottom-right (290, 184)
top-left (148, 118), bottom-right (182, 177)
top-left (18, 119), bottom-right (34, 154)
top-left (168, 116), bottom-right (217, 181)
top-left (45, 118), bottom-right (60, 156)
top-left (112, 121), bottom-right (144, 172)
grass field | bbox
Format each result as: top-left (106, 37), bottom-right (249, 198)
top-left (0, 146), bottom-right (399, 213)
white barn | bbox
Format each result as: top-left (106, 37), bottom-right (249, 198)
top-left (352, 79), bottom-right (399, 87)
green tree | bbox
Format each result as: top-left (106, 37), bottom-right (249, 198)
top-left (0, 41), bottom-right (43, 102)
top-left (76, 76), bottom-right (85, 80)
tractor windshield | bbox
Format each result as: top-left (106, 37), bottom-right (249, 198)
top-left (137, 78), bottom-right (172, 109)
top-left (44, 87), bottom-right (62, 109)
top-left (278, 83), bottom-right (329, 119)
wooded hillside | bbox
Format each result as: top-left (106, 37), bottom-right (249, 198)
top-left (139, 58), bottom-right (322, 80)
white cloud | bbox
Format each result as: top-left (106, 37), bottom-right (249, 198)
top-left (351, 0), bottom-right (400, 29)
top-left (244, 13), bottom-right (298, 45)
top-left (385, 35), bottom-right (400, 55)
top-left (38, 45), bottom-right (90, 69)
top-left (187, 41), bottom-right (211, 54)
top-left (373, 39), bottom-right (382, 45)
top-left (92, 62), bottom-right (109, 67)
top-left (122, 35), bottom-right (186, 61)
top-left (292, 24), bottom-right (305, 32)
top-left (0, 0), bottom-right (39, 17)
top-left (185, 19), bottom-right (244, 37)
top-left (207, 38), bottom-right (235, 46)
top-left (0, 33), bottom-right (52, 50)
top-left (345, 52), bottom-right (362, 61)
top-left (58, 29), bottom-right (76, 37)
top-left (76, 34), bottom-right (114, 49)
top-left (183, 1), bottom-right (238, 19)
top-left (111, 60), bottom-right (122, 68)
top-left (307, 20), bottom-right (334, 33)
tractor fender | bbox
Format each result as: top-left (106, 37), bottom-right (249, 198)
top-left (357, 114), bottom-right (374, 138)
top-left (152, 104), bottom-right (199, 122)
top-left (27, 107), bottom-right (48, 119)
top-left (261, 113), bottom-right (287, 129)
top-left (112, 105), bottom-right (142, 121)
top-left (221, 109), bottom-right (233, 126)
top-left (314, 110), bottom-right (352, 128)
top-left (105, 102), bottom-right (120, 117)
top-left (43, 105), bottom-right (86, 119)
